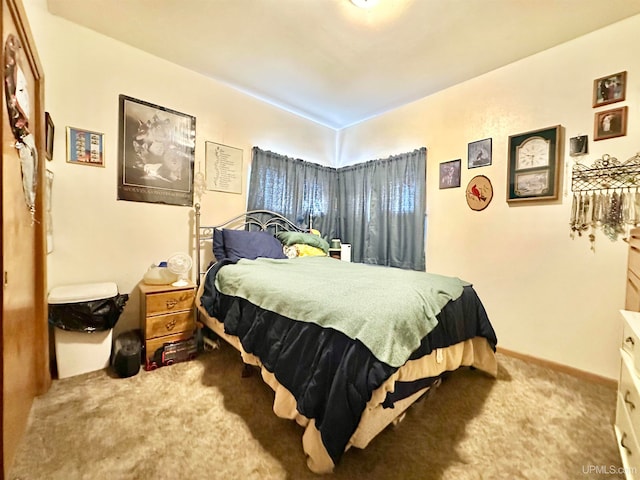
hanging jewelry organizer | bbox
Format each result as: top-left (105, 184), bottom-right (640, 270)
top-left (570, 153), bottom-right (640, 250)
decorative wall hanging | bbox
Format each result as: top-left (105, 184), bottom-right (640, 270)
top-left (592, 71), bottom-right (626, 108)
top-left (117, 95), bottom-right (196, 207)
top-left (439, 159), bottom-right (461, 189)
top-left (4, 33), bottom-right (38, 220)
top-left (205, 141), bottom-right (243, 194)
top-left (507, 125), bottom-right (562, 203)
top-left (465, 175), bottom-right (493, 211)
top-left (594, 106), bottom-right (627, 141)
top-left (467, 138), bottom-right (492, 169)
top-left (66, 127), bottom-right (104, 167)
top-left (193, 162), bottom-right (207, 204)
top-left (570, 153), bottom-right (640, 250)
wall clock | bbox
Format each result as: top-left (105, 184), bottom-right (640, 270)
top-left (466, 175), bottom-right (493, 211)
top-left (507, 125), bottom-right (562, 203)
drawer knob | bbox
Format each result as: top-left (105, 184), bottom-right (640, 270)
top-left (625, 336), bottom-right (636, 347)
top-left (625, 390), bottom-right (636, 411)
top-left (620, 433), bottom-right (633, 455)
top-left (165, 319), bottom-right (177, 331)
top-left (166, 299), bottom-right (178, 309)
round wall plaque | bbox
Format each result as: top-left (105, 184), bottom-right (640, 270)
top-left (465, 175), bottom-right (493, 211)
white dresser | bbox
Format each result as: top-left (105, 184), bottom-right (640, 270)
top-left (616, 310), bottom-right (640, 479)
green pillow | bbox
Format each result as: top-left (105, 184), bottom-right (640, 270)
top-left (276, 231), bottom-right (330, 253)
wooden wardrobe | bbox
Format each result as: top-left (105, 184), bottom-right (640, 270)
top-left (1, 0), bottom-right (50, 477)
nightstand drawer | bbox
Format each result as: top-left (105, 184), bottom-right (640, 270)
top-left (145, 331), bottom-right (194, 361)
top-left (145, 310), bottom-right (194, 340)
top-left (145, 289), bottom-right (195, 316)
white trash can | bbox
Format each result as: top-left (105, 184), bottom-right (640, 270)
top-left (48, 282), bottom-right (127, 379)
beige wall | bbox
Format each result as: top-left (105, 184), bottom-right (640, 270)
top-left (24, 1), bottom-right (335, 334)
top-left (25, 0), bottom-right (637, 379)
top-left (338, 15), bottom-right (640, 379)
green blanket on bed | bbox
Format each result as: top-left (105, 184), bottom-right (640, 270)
top-left (215, 256), bottom-right (469, 367)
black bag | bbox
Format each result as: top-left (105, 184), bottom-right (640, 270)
top-left (48, 294), bottom-right (129, 333)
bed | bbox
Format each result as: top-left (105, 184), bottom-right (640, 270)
top-left (194, 205), bottom-right (498, 474)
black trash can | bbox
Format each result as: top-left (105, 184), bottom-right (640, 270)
top-left (112, 330), bottom-right (142, 378)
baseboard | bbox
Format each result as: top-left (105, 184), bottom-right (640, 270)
top-left (496, 347), bottom-right (617, 389)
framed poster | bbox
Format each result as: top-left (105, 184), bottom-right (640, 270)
top-left (205, 141), bottom-right (243, 194)
top-left (507, 125), bottom-right (562, 203)
top-left (439, 159), bottom-right (461, 189)
top-left (66, 127), bottom-right (104, 167)
top-left (117, 95), bottom-right (196, 206)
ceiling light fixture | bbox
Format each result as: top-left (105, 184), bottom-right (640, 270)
top-left (351, 0), bottom-right (380, 9)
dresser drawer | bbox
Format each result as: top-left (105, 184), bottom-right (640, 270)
top-left (620, 350), bottom-right (640, 427)
top-left (145, 331), bottom-right (194, 361)
top-left (616, 393), bottom-right (640, 480)
top-left (145, 288), bottom-right (195, 316)
top-left (145, 310), bottom-right (194, 340)
top-left (621, 310), bottom-right (640, 364)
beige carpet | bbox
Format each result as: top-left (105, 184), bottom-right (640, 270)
top-left (9, 342), bottom-right (623, 480)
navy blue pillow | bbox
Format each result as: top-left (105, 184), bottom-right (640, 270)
top-left (222, 229), bottom-right (287, 262)
top-left (213, 228), bottom-right (225, 260)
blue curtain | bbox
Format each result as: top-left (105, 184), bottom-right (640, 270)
top-left (247, 147), bottom-right (339, 240)
top-left (248, 147), bottom-right (426, 270)
top-left (337, 148), bottom-right (426, 270)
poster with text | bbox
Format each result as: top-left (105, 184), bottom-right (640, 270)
top-left (205, 141), bottom-right (242, 194)
top-left (117, 95), bottom-right (196, 206)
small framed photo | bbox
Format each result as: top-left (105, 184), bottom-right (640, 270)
top-left (468, 138), bottom-right (492, 168)
top-left (439, 159), bottom-right (461, 189)
top-left (66, 127), bottom-right (104, 167)
top-left (45, 112), bottom-right (54, 161)
top-left (593, 71), bottom-right (626, 108)
top-left (594, 106), bottom-right (627, 141)
top-left (569, 135), bottom-right (588, 156)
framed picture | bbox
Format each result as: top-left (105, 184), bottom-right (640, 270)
top-left (594, 106), bottom-right (627, 141)
top-left (117, 95), bottom-right (196, 207)
top-left (45, 112), bottom-right (54, 161)
top-left (593, 71), bottom-right (626, 107)
top-left (569, 135), bottom-right (588, 156)
top-left (467, 138), bottom-right (492, 168)
top-left (439, 159), bottom-right (461, 189)
top-left (507, 125), bottom-right (562, 203)
top-left (205, 141), bottom-right (243, 194)
top-left (66, 127), bottom-right (104, 167)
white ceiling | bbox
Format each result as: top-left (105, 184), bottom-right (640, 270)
top-left (47, 0), bottom-right (640, 129)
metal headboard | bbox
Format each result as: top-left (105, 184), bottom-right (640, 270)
top-left (194, 203), bottom-right (308, 286)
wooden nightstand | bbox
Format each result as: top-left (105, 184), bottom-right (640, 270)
top-left (139, 282), bottom-right (196, 370)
